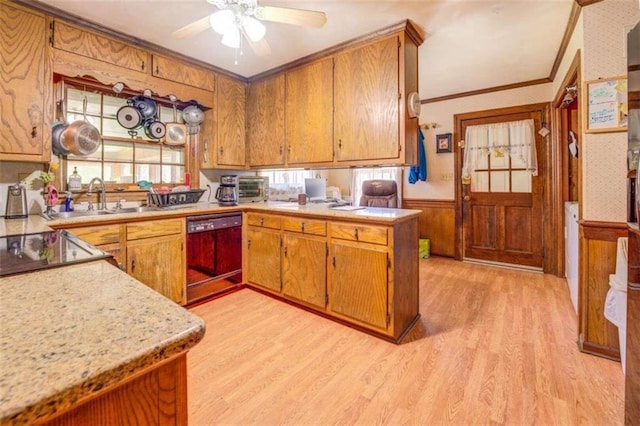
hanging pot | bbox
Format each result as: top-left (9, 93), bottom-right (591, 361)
top-left (144, 120), bottom-right (166, 140)
top-left (62, 96), bottom-right (102, 156)
top-left (182, 104), bottom-right (204, 126)
top-left (165, 100), bottom-right (187, 146)
top-left (52, 100), bottom-right (70, 156)
top-left (116, 104), bottom-right (143, 129)
top-left (131, 95), bottom-right (158, 121)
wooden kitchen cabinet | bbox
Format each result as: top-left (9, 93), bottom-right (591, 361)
top-left (247, 75), bottom-right (285, 167)
top-left (0, 0), bottom-right (52, 162)
top-left (245, 213), bottom-right (282, 292)
top-left (285, 58), bottom-right (334, 166)
top-left (334, 36), bottom-right (400, 163)
top-left (52, 21), bottom-right (147, 73)
top-left (67, 223), bottom-right (125, 269)
top-left (201, 74), bottom-right (246, 168)
top-left (151, 54), bottom-right (215, 92)
top-left (126, 218), bottom-right (186, 305)
top-left (282, 217), bottom-right (327, 309)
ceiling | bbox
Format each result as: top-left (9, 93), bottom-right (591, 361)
top-left (36, 0), bottom-right (575, 100)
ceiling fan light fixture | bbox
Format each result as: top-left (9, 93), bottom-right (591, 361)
top-left (221, 26), bottom-right (241, 48)
top-left (210, 9), bottom-right (235, 35)
top-left (242, 16), bottom-right (266, 42)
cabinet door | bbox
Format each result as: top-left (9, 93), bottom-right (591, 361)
top-left (246, 228), bottom-right (281, 292)
top-left (151, 54), bottom-right (215, 92)
top-left (285, 59), bottom-right (334, 165)
top-left (282, 234), bottom-right (326, 308)
top-left (53, 21), bottom-right (147, 72)
top-left (329, 242), bottom-right (389, 330)
top-left (247, 75), bottom-right (285, 166)
top-left (216, 75), bottom-right (246, 167)
top-left (334, 36), bottom-right (399, 162)
top-left (0, 3), bottom-right (51, 162)
top-left (127, 234), bottom-right (186, 305)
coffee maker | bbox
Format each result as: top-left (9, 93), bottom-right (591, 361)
top-left (215, 175), bottom-right (239, 206)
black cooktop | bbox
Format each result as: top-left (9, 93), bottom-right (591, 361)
top-left (0, 230), bottom-right (112, 277)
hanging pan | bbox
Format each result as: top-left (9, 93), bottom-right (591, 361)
top-left (61, 96), bottom-right (102, 156)
top-left (165, 96), bottom-right (187, 146)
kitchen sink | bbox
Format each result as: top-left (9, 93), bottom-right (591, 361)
top-left (48, 210), bottom-right (115, 219)
top-left (110, 206), bottom-right (163, 214)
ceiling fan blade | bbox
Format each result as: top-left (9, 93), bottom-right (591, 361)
top-left (257, 6), bottom-right (327, 28)
top-left (173, 15), bottom-right (212, 39)
top-left (241, 27), bottom-right (271, 56)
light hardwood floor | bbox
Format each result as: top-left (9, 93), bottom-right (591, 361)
top-left (188, 257), bottom-right (625, 425)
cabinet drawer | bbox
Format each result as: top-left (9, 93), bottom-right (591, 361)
top-left (53, 21), bottom-right (147, 72)
top-left (151, 54), bottom-right (215, 92)
top-left (283, 217), bottom-right (326, 236)
top-left (127, 218), bottom-right (184, 240)
top-left (330, 222), bottom-right (388, 245)
top-left (246, 213), bottom-right (281, 230)
top-left (69, 224), bottom-right (122, 245)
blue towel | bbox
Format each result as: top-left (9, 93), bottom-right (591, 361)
top-left (408, 129), bottom-right (427, 184)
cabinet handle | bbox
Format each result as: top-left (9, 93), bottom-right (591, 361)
top-left (155, 65), bottom-right (159, 74)
top-left (260, 217), bottom-right (264, 226)
top-left (131, 259), bottom-right (136, 273)
top-left (220, 146), bottom-right (224, 156)
top-left (279, 146), bottom-right (283, 155)
top-left (141, 61), bottom-right (145, 71)
top-left (284, 246), bottom-right (288, 257)
top-left (247, 239), bottom-right (252, 248)
top-left (354, 228), bottom-right (359, 240)
top-left (287, 145), bottom-right (291, 153)
top-left (338, 139), bottom-right (342, 149)
top-left (31, 127), bottom-right (37, 138)
top-left (301, 222), bottom-right (305, 232)
top-left (332, 256), bottom-right (336, 268)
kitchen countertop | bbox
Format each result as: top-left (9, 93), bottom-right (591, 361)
top-left (39, 201), bottom-right (420, 229)
top-left (0, 229), bottom-right (205, 424)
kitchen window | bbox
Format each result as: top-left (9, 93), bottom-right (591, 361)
top-left (61, 83), bottom-right (186, 189)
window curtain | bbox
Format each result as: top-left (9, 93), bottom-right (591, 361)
top-left (462, 119), bottom-right (538, 180)
top-left (351, 167), bottom-right (402, 207)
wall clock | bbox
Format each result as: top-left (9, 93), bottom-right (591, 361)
top-left (407, 91), bottom-right (421, 118)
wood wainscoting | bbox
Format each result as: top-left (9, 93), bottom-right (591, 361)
top-left (402, 199), bottom-right (455, 257)
top-left (579, 220), bottom-right (628, 359)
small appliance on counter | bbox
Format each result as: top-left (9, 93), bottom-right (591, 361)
top-left (215, 175), bottom-right (239, 206)
top-left (238, 176), bottom-right (268, 203)
top-left (5, 183), bottom-right (28, 219)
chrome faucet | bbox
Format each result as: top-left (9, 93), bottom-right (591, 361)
top-left (87, 177), bottom-right (107, 210)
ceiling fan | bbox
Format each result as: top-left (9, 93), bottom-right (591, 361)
top-left (173, 0), bottom-right (327, 57)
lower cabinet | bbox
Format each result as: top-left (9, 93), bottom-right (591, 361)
top-left (126, 218), bottom-right (186, 305)
top-left (282, 231), bottom-right (327, 309)
top-left (65, 223), bottom-right (124, 269)
top-left (244, 211), bottom-right (419, 342)
top-left (245, 213), bottom-right (282, 292)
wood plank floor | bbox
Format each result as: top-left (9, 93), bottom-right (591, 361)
top-left (187, 257), bottom-right (625, 425)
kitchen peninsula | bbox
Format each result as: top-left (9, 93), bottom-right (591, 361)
top-left (0, 216), bottom-right (206, 425)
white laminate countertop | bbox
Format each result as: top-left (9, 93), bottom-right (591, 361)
top-left (0, 222), bottom-right (206, 424)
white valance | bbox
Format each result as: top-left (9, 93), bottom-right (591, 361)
top-left (462, 119), bottom-right (538, 180)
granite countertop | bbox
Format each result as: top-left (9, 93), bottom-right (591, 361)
top-left (0, 261), bottom-right (206, 425)
top-left (37, 201), bottom-right (419, 229)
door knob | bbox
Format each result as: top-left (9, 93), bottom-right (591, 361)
top-left (463, 195), bottom-right (470, 201)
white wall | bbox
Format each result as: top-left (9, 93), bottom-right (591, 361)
top-left (404, 84), bottom-right (553, 201)
top-left (581, 0), bottom-right (640, 222)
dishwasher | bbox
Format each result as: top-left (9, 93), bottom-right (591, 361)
top-left (186, 212), bottom-right (242, 305)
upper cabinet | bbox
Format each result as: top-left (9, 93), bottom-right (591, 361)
top-left (201, 74), bottom-right (247, 168)
top-left (0, 1), bottom-right (52, 162)
top-left (151, 54), bottom-right (215, 92)
top-left (247, 74), bottom-right (286, 167)
top-left (53, 21), bottom-right (147, 73)
top-left (285, 58), bottom-right (334, 166)
top-left (334, 36), bottom-right (400, 163)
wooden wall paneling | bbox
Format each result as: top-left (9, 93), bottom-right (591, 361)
top-left (402, 199), bottom-right (455, 257)
top-left (578, 220), bottom-right (628, 359)
top-left (626, 225), bottom-right (640, 424)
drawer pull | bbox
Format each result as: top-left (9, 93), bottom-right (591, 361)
top-left (284, 246), bottom-right (288, 257)
top-left (301, 222), bottom-right (305, 232)
top-left (260, 217), bottom-right (264, 226)
top-left (247, 239), bottom-right (252, 248)
top-left (354, 228), bottom-right (359, 240)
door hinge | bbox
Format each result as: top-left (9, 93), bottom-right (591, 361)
top-left (386, 312), bottom-right (391, 327)
top-left (397, 38), bottom-right (401, 48)
top-left (49, 21), bottom-right (54, 46)
top-left (326, 243), bottom-right (329, 257)
top-left (181, 242), bottom-right (184, 251)
top-left (387, 258), bottom-right (391, 268)
top-left (325, 293), bottom-right (329, 306)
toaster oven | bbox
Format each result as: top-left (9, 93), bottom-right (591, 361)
top-left (238, 176), bottom-right (268, 203)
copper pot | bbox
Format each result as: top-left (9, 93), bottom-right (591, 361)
top-left (62, 97), bottom-right (101, 156)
